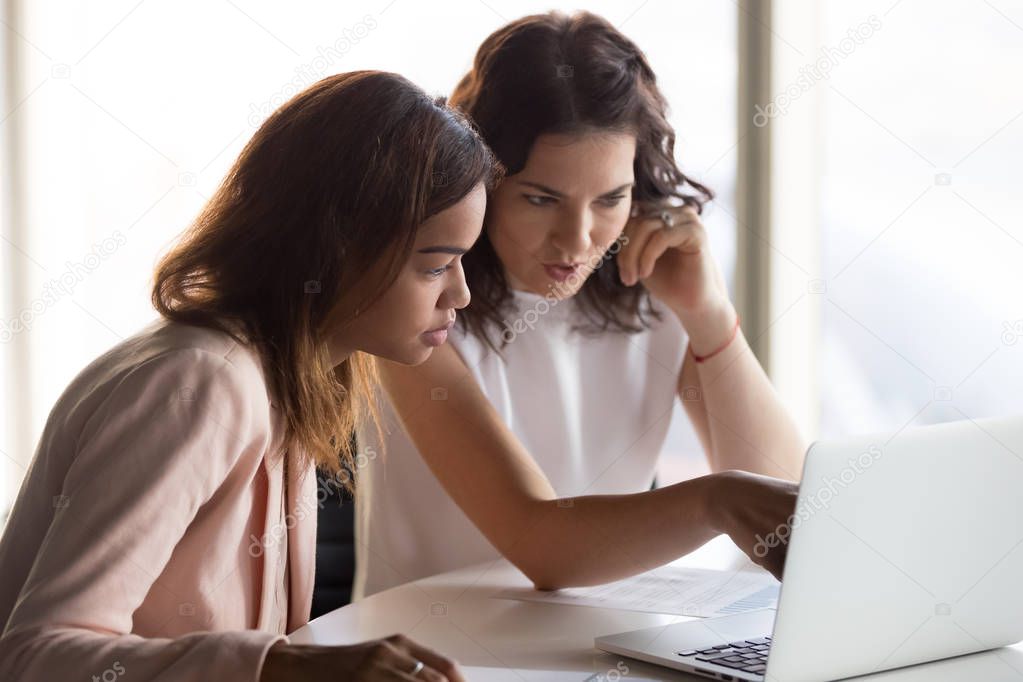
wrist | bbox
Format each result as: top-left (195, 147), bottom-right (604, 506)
top-left (701, 470), bottom-right (740, 535)
top-left (680, 300), bottom-right (739, 358)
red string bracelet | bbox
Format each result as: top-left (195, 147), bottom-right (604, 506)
top-left (691, 313), bottom-right (741, 363)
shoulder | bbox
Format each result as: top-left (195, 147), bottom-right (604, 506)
top-left (144, 316), bottom-right (265, 379)
top-left (57, 318), bottom-right (275, 449)
top-left (95, 317), bottom-right (266, 394)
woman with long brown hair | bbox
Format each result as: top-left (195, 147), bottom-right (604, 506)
top-left (0, 71), bottom-right (498, 681)
top-left (356, 12), bottom-right (806, 598)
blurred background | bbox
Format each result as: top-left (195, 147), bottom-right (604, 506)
top-left (1, 0), bottom-right (1021, 523)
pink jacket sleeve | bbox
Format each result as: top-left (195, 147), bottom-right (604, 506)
top-left (0, 348), bottom-right (286, 681)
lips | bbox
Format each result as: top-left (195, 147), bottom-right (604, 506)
top-left (542, 262), bottom-right (582, 283)
top-left (421, 319), bottom-right (454, 348)
top-left (425, 319), bottom-right (455, 334)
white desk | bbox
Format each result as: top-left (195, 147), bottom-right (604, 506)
top-left (291, 537), bottom-right (1023, 681)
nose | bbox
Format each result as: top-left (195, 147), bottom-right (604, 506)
top-left (550, 207), bottom-right (592, 257)
top-left (443, 267), bottom-right (471, 311)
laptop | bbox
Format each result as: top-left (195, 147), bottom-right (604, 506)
top-left (596, 414), bottom-right (1023, 681)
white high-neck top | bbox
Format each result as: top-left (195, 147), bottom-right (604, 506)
top-left (353, 289), bottom-right (690, 598)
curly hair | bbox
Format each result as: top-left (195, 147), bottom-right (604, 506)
top-left (450, 11), bottom-right (714, 353)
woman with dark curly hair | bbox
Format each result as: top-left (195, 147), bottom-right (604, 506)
top-left (356, 12), bottom-right (807, 599)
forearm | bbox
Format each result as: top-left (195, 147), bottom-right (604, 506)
top-left (509, 474), bottom-right (723, 590)
top-left (0, 625), bottom-right (283, 682)
top-left (682, 302), bottom-right (806, 480)
top-left (679, 345), bottom-right (714, 458)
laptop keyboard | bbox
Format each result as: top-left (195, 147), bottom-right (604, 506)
top-left (676, 635), bottom-right (772, 675)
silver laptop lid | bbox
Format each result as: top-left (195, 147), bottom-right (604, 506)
top-left (767, 414), bottom-right (1023, 681)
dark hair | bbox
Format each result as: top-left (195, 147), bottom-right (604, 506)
top-left (153, 71), bottom-right (500, 490)
top-left (450, 11), bottom-right (714, 353)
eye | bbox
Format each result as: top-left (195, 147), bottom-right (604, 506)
top-left (524, 194), bottom-right (557, 206)
top-left (426, 265), bottom-right (452, 278)
top-left (597, 194), bottom-right (628, 208)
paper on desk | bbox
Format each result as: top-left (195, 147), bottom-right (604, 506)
top-left (495, 565), bottom-right (779, 618)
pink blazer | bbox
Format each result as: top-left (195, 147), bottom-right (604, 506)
top-left (0, 318), bottom-right (319, 681)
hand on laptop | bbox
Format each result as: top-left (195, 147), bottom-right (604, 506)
top-left (707, 470), bottom-right (800, 581)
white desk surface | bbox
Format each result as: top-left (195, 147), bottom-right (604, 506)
top-left (291, 537), bottom-right (1023, 681)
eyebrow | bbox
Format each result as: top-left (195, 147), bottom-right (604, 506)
top-left (416, 245), bottom-right (469, 255)
top-left (518, 180), bottom-right (634, 198)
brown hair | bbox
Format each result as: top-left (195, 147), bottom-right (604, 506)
top-left (450, 11), bottom-right (714, 353)
top-left (153, 71), bottom-right (499, 490)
